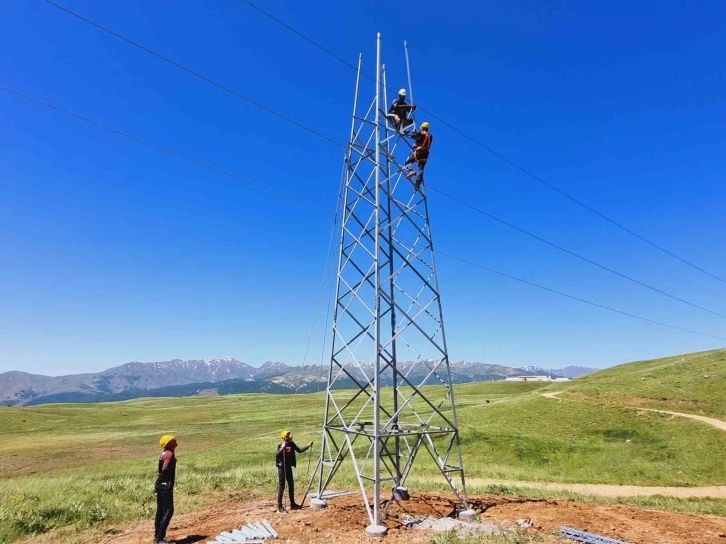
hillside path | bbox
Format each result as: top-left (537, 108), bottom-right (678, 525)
top-left (542, 391), bottom-right (726, 433)
top-left (518, 391), bottom-right (726, 497)
top-left (638, 408), bottom-right (726, 432)
top-left (464, 478), bottom-right (726, 498)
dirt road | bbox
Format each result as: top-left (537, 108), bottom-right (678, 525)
top-left (465, 478), bottom-right (726, 499)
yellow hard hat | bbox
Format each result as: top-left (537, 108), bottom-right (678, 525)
top-left (280, 429), bottom-right (290, 440)
top-left (160, 434), bottom-right (175, 448)
top-left (421, 122), bottom-right (430, 130)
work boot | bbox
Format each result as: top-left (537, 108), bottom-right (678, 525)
top-left (290, 503), bottom-right (303, 510)
top-left (277, 505), bottom-right (285, 513)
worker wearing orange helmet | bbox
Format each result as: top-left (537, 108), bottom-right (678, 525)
top-left (276, 429), bottom-right (313, 513)
top-left (154, 434), bottom-right (177, 544)
top-left (405, 121), bottom-right (433, 191)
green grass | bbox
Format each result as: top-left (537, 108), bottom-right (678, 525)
top-left (0, 360), bottom-right (724, 542)
top-left (456, 393), bottom-right (726, 485)
top-left (433, 529), bottom-right (548, 544)
top-left (551, 348), bottom-right (726, 418)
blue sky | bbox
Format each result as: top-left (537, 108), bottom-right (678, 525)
top-left (1, 0), bottom-right (725, 376)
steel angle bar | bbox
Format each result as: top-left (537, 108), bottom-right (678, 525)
top-left (383, 245), bottom-right (432, 284)
top-left (385, 298), bottom-right (438, 345)
top-left (389, 196), bottom-right (431, 228)
top-left (388, 244), bottom-right (438, 293)
top-left (252, 522), bottom-right (271, 538)
top-left (380, 361), bottom-right (447, 430)
top-left (389, 298), bottom-right (447, 357)
top-left (344, 432), bottom-right (374, 524)
top-left (560, 527), bottom-right (631, 544)
top-left (242, 525), bottom-right (265, 538)
top-left (328, 351), bottom-right (374, 392)
top-left (261, 521), bottom-right (278, 538)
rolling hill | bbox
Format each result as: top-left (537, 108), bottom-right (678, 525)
top-left (548, 348), bottom-right (726, 418)
top-left (0, 348), bottom-right (723, 542)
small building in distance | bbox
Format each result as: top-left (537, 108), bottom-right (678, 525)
top-left (504, 375), bottom-right (570, 382)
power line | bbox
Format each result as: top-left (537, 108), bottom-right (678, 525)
top-left (42, 0), bottom-right (346, 150)
top-left (37, 0), bottom-right (726, 322)
top-left (237, 0), bottom-right (726, 287)
top-left (2, 84), bottom-right (722, 343)
top-left (240, 0), bottom-right (360, 74)
top-left (0, 84), bottom-right (331, 214)
top-left (434, 250), bottom-right (726, 342)
top-left (429, 187), bottom-right (726, 320)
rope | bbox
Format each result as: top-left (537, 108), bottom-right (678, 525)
top-left (286, 162), bottom-right (345, 427)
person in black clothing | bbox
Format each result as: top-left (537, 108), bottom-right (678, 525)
top-left (154, 434), bottom-right (177, 544)
top-left (276, 429), bottom-right (313, 512)
top-left (387, 88), bottom-right (416, 133)
top-left (405, 122), bottom-right (433, 191)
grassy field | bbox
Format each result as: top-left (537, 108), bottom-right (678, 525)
top-left (0, 359), bottom-right (724, 542)
top-left (550, 348), bottom-right (726, 418)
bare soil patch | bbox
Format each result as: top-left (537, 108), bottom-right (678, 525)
top-left (27, 491), bottom-right (726, 544)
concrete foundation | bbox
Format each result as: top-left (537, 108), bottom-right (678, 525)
top-left (413, 517), bottom-right (502, 536)
top-left (365, 524), bottom-right (388, 538)
top-left (310, 498), bottom-right (328, 510)
top-left (458, 509), bottom-right (477, 521)
top-left (393, 486), bottom-right (410, 501)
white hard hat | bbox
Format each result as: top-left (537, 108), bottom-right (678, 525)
top-left (399, 88), bottom-right (406, 96)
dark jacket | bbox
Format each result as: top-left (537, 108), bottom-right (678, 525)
top-left (389, 97), bottom-right (413, 115)
top-left (275, 440), bottom-right (309, 468)
top-left (156, 450), bottom-right (176, 487)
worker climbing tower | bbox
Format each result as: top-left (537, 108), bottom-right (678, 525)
top-left (308, 34), bottom-right (471, 534)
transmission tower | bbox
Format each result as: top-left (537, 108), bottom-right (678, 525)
top-left (308, 34), bottom-right (471, 534)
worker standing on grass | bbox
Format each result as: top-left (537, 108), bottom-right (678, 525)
top-left (405, 121), bottom-right (433, 191)
top-left (276, 429), bottom-right (313, 513)
top-left (154, 435), bottom-right (177, 544)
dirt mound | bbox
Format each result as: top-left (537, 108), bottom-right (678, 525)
top-left (27, 491), bottom-right (726, 544)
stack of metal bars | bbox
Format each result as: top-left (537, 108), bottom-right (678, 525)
top-left (560, 526), bottom-right (631, 544)
top-left (206, 520), bottom-right (278, 543)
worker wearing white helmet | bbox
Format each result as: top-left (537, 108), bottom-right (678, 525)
top-left (405, 121), bottom-right (433, 191)
top-left (387, 88), bottom-right (416, 132)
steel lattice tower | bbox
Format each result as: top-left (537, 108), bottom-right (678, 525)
top-left (308, 34), bottom-right (470, 532)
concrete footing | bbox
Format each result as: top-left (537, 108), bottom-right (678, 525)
top-left (365, 524), bottom-right (388, 538)
top-left (393, 486), bottom-right (410, 501)
top-left (458, 509), bottom-right (477, 521)
top-left (310, 498), bottom-right (328, 509)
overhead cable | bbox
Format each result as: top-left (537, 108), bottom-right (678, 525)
top-left (238, 0), bottom-right (726, 286)
top-left (2, 83), bottom-right (723, 342)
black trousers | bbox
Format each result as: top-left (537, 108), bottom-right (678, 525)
top-left (277, 465), bottom-right (295, 507)
top-left (155, 484), bottom-right (174, 541)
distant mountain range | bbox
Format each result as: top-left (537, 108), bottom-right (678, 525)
top-left (0, 358), bottom-right (597, 406)
top-left (517, 365), bottom-right (597, 379)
